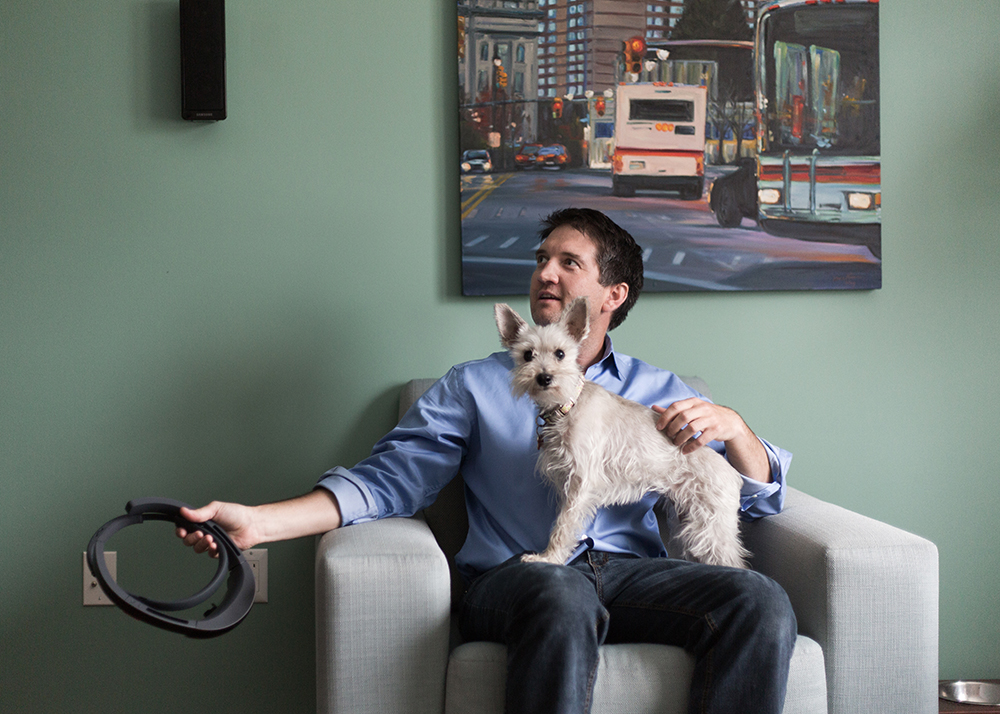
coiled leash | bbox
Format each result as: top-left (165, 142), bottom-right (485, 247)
top-left (86, 497), bottom-right (254, 638)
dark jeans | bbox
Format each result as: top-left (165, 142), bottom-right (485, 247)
top-left (457, 551), bottom-right (797, 714)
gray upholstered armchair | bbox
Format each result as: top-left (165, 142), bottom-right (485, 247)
top-left (316, 378), bottom-right (939, 714)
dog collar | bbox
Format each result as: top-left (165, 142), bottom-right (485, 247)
top-left (87, 498), bottom-right (255, 638)
top-left (536, 379), bottom-right (585, 448)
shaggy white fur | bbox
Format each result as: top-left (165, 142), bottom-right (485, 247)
top-left (495, 298), bottom-right (749, 569)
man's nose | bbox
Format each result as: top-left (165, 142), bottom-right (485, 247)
top-left (535, 260), bottom-right (558, 284)
top-left (536, 373), bottom-right (553, 388)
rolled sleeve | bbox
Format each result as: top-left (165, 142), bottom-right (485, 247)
top-left (315, 467), bottom-right (379, 525)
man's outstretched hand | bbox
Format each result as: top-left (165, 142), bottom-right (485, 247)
top-left (176, 501), bottom-right (260, 557)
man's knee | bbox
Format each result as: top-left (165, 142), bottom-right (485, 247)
top-left (733, 570), bottom-right (797, 646)
top-left (518, 563), bottom-right (602, 613)
top-left (510, 562), bottom-right (608, 640)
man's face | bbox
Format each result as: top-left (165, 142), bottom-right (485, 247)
top-left (529, 225), bottom-right (616, 328)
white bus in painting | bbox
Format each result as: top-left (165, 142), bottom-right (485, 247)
top-left (611, 82), bottom-right (707, 200)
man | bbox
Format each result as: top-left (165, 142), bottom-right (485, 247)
top-left (179, 208), bottom-right (795, 714)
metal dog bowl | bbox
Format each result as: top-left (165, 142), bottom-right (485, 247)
top-left (940, 681), bottom-right (1000, 706)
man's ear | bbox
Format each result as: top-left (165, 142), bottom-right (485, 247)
top-left (603, 283), bottom-right (629, 315)
top-left (561, 297), bottom-right (591, 344)
top-left (494, 303), bottom-right (528, 348)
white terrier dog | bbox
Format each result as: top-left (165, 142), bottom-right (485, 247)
top-left (495, 298), bottom-right (749, 569)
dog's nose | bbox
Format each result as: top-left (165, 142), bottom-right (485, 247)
top-left (536, 373), bottom-right (553, 388)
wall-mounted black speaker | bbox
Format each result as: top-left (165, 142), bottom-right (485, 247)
top-left (180, 0), bottom-right (226, 121)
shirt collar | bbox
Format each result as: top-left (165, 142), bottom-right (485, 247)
top-left (585, 335), bottom-right (623, 382)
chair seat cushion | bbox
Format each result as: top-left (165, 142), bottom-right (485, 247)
top-left (444, 635), bottom-right (827, 714)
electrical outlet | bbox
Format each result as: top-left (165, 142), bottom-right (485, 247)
top-left (83, 551), bottom-right (116, 606)
top-left (243, 549), bottom-right (268, 603)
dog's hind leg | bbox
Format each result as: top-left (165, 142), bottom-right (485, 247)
top-left (672, 495), bottom-right (749, 569)
top-left (667, 457), bottom-right (749, 569)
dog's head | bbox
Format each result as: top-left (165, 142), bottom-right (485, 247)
top-left (494, 298), bottom-right (589, 409)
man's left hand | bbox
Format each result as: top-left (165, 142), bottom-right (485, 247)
top-left (653, 398), bottom-right (772, 483)
top-left (653, 398), bottom-right (748, 452)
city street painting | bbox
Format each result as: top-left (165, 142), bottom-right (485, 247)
top-left (457, 0), bottom-right (881, 294)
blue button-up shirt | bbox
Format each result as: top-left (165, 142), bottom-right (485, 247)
top-left (317, 340), bottom-right (791, 581)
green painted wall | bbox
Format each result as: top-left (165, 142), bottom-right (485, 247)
top-left (2, 0), bottom-right (998, 710)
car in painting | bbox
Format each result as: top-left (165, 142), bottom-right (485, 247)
top-left (536, 144), bottom-right (570, 169)
top-left (461, 149), bottom-right (493, 173)
top-left (514, 143), bottom-right (543, 169)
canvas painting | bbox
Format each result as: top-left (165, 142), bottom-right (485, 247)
top-left (457, 0), bottom-right (881, 294)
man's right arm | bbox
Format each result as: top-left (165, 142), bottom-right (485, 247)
top-left (178, 365), bottom-right (477, 555)
top-left (176, 489), bottom-right (342, 557)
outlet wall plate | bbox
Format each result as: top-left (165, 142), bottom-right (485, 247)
top-left (83, 549), bottom-right (268, 606)
top-left (83, 551), bottom-right (117, 605)
top-left (243, 549), bottom-right (268, 603)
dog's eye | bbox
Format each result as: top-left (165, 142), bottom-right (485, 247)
top-left (523, 350), bottom-right (533, 362)
top-left (554, 349), bottom-right (565, 361)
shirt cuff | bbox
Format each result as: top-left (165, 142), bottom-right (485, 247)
top-left (315, 466), bottom-right (379, 525)
top-left (739, 476), bottom-right (781, 510)
top-left (737, 438), bottom-right (789, 516)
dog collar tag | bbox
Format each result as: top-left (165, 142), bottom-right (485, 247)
top-left (535, 379), bottom-right (585, 449)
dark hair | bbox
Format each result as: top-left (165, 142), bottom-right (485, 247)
top-left (539, 208), bottom-right (644, 330)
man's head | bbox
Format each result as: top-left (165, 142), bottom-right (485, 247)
top-left (529, 208), bottom-right (644, 332)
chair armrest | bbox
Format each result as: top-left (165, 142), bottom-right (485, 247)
top-left (316, 517), bottom-right (451, 714)
top-left (744, 487), bottom-right (939, 714)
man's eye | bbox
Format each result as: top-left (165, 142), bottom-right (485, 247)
top-left (523, 350), bottom-right (533, 362)
top-left (554, 349), bottom-right (565, 361)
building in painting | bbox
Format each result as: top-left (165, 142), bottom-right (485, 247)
top-left (536, 0), bottom-right (755, 99)
top-left (458, 0), bottom-right (545, 145)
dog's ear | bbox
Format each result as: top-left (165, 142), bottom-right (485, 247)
top-left (561, 298), bottom-right (590, 344)
top-left (495, 303), bottom-right (528, 348)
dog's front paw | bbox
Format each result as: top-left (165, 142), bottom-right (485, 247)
top-left (520, 552), bottom-right (555, 565)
